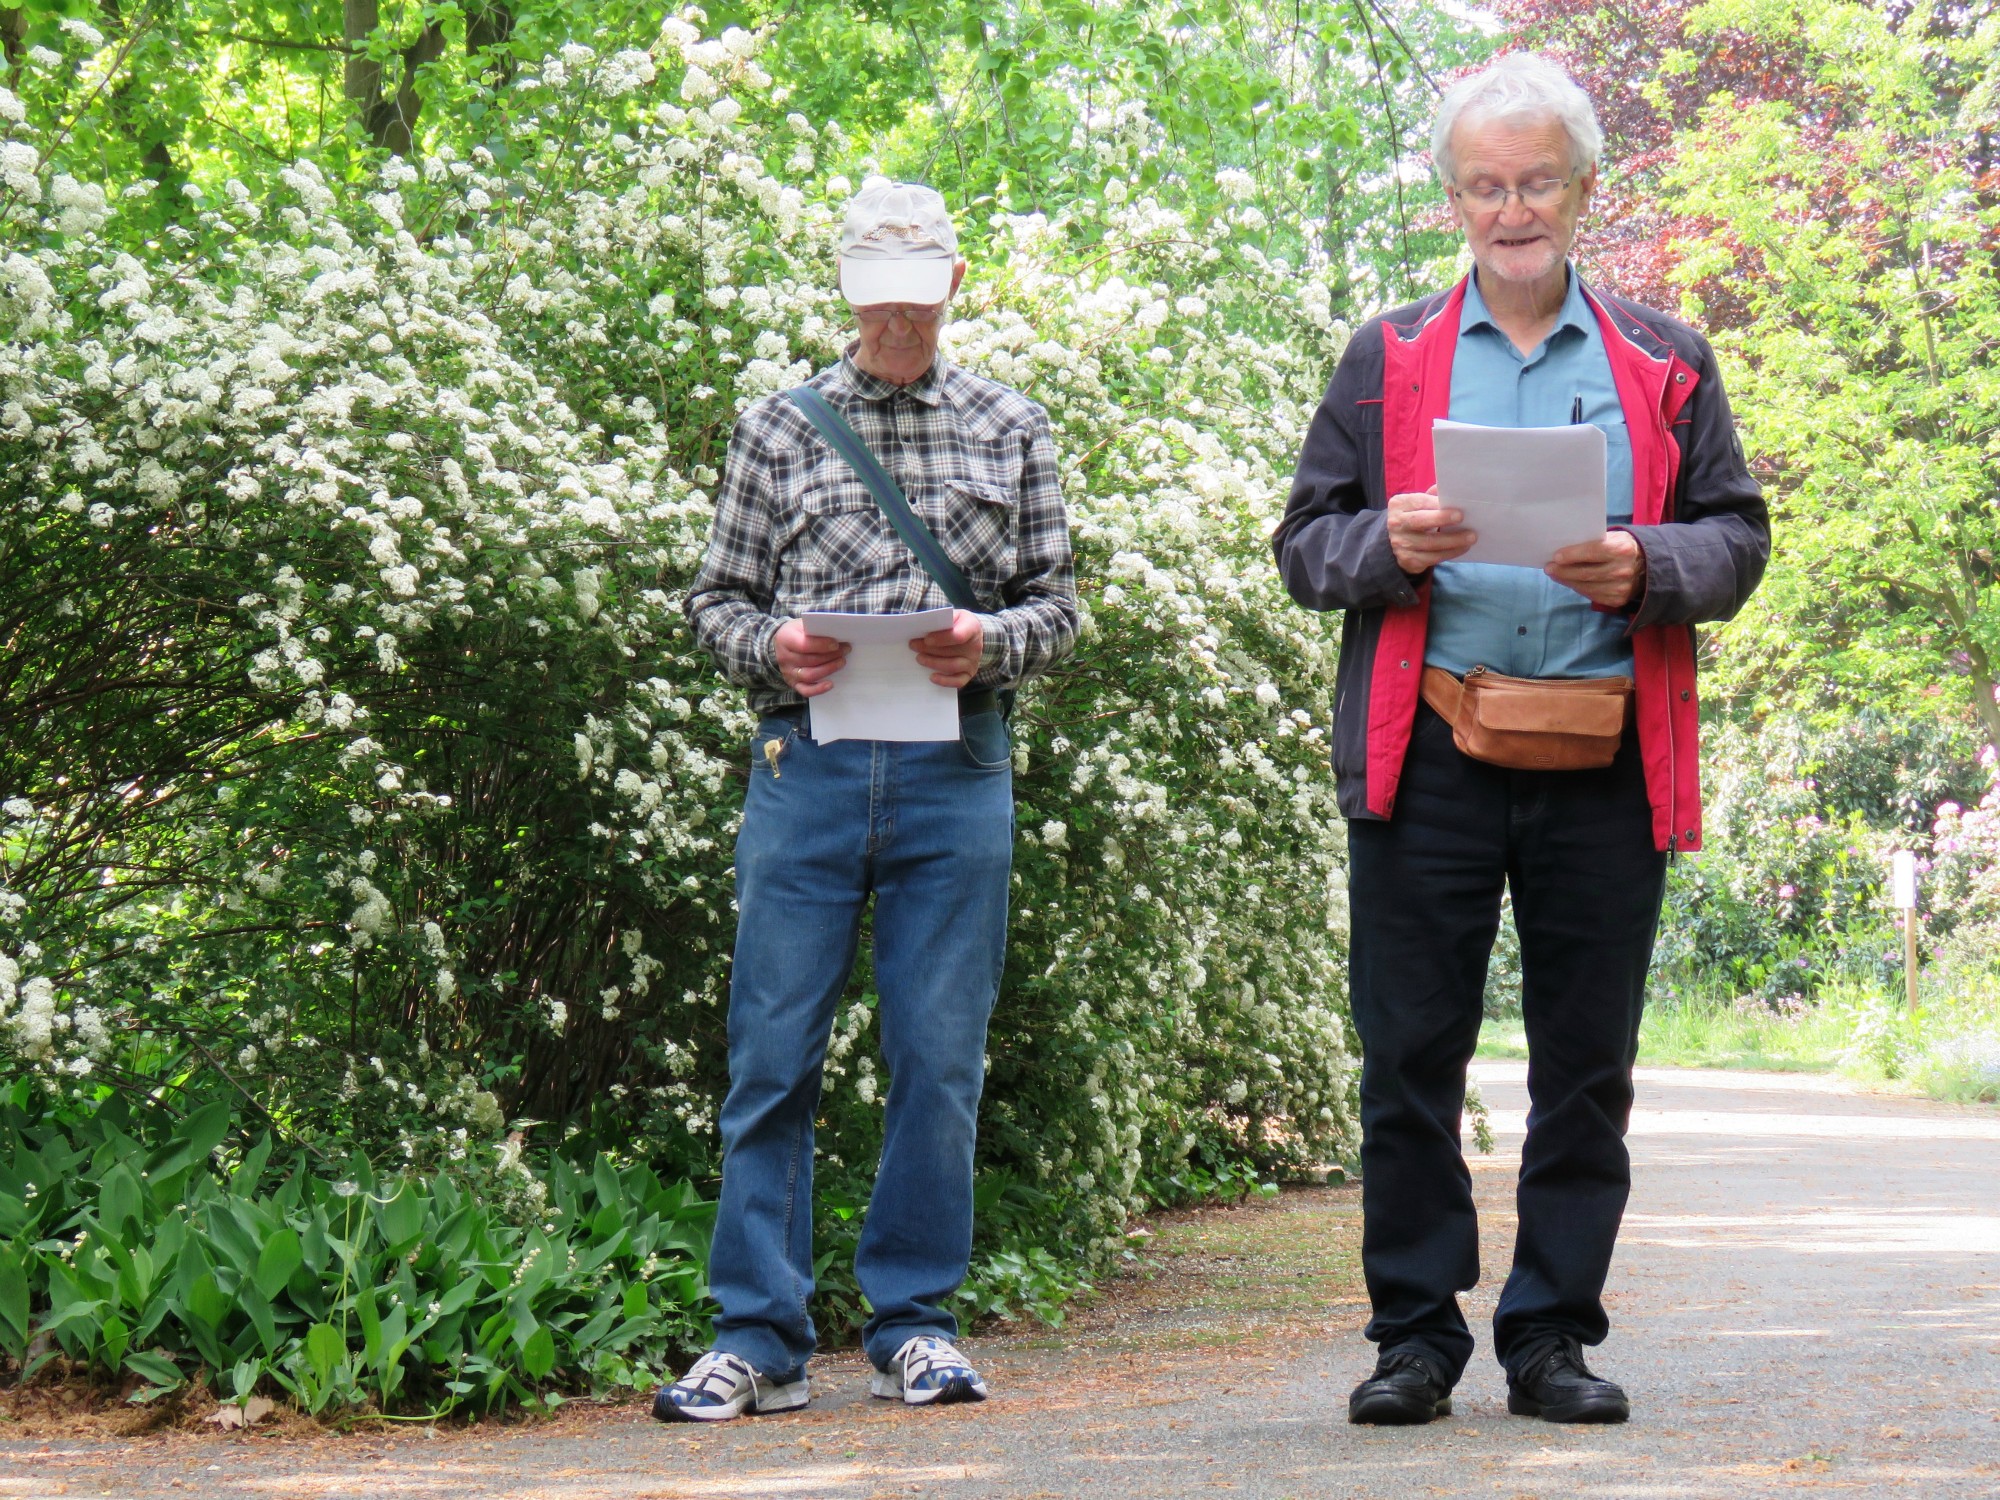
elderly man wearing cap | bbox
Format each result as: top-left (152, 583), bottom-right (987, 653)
top-left (659, 180), bottom-right (1078, 1421)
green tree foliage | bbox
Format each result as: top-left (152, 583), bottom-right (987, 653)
top-left (734, 0), bottom-right (1484, 303)
top-left (1655, 0), bottom-right (2000, 750)
top-left (0, 0), bottom-right (1492, 311)
top-left (0, 0), bottom-right (664, 231)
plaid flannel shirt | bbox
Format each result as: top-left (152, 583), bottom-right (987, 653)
top-left (685, 349), bottom-right (1079, 713)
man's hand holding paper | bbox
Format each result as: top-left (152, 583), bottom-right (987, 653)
top-left (1387, 486), bottom-right (1477, 573)
top-left (773, 618), bottom-right (851, 697)
top-left (798, 607), bottom-right (960, 743)
top-left (910, 609), bottom-right (986, 688)
top-left (1545, 528), bottom-right (1645, 608)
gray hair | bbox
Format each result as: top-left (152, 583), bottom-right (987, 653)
top-left (1431, 53), bottom-right (1605, 185)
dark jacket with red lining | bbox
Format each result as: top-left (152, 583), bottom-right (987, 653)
top-left (1273, 275), bottom-right (1769, 853)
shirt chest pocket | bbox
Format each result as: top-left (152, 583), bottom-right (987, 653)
top-left (931, 478), bottom-right (1018, 588)
top-left (789, 480), bottom-right (890, 585)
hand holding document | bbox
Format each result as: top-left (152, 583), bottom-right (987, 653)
top-left (801, 609), bottom-right (959, 743)
top-left (1431, 419), bottom-right (1607, 568)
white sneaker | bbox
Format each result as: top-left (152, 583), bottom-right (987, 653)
top-left (869, 1335), bottom-right (990, 1406)
top-left (652, 1350), bottom-right (810, 1423)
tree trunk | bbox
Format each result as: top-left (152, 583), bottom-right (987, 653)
top-left (375, 22), bottom-right (445, 157)
top-left (342, 0), bottom-right (445, 158)
top-left (1957, 636), bottom-right (2000, 758)
top-left (0, 7), bottom-right (26, 68)
top-left (342, 0), bottom-right (383, 119)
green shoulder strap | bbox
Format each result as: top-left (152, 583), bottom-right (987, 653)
top-left (785, 385), bottom-right (982, 614)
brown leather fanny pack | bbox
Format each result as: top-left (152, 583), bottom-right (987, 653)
top-left (1420, 665), bottom-right (1632, 771)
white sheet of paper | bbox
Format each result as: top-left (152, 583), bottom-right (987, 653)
top-left (801, 609), bottom-right (959, 744)
top-left (1431, 419), bottom-right (1608, 568)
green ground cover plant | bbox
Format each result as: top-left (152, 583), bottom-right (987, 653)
top-left (0, 1082), bottom-right (712, 1415)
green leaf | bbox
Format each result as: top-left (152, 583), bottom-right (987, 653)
top-left (378, 1181), bottom-right (425, 1249)
top-left (230, 1358), bottom-right (262, 1403)
top-left (114, 1244), bottom-right (156, 1313)
top-left (520, 1324), bottom-right (556, 1382)
top-left (234, 1135), bottom-right (274, 1190)
top-left (355, 1282), bottom-right (382, 1366)
top-left (144, 1100), bottom-right (232, 1185)
top-left (435, 1275), bottom-right (482, 1318)
top-left (0, 1250), bottom-right (29, 1356)
top-left (33, 1295), bottom-right (106, 1339)
top-left (101, 1311), bottom-right (130, 1369)
top-left (96, 1163), bottom-right (143, 1238)
top-left (380, 1302), bottom-right (410, 1363)
top-left (254, 1227), bottom-right (303, 1302)
top-left (569, 1306), bottom-right (615, 1349)
top-left (122, 1349), bottom-right (185, 1395)
top-left (305, 1321), bottom-right (345, 1385)
top-left (591, 1155), bottom-right (620, 1211)
top-left (236, 1280), bottom-right (280, 1354)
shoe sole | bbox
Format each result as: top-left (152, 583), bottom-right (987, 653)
top-left (653, 1376), bottom-right (811, 1423)
top-left (1348, 1393), bottom-right (1452, 1425)
top-left (1506, 1391), bottom-right (1628, 1424)
top-left (869, 1371), bottom-right (989, 1406)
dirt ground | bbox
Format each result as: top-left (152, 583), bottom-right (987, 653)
top-left (3, 1063), bottom-right (1998, 1499)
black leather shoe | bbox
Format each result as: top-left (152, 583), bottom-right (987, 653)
top-left (1348, 1349), bottom-right (1454, 1425)
top-left (1506, 1337), bottom-right (1629, 1423)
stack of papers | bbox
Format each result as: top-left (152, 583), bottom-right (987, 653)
top-left (1431, 419), bottom-right (1607, 568)
top-left (800, 609), bottom-right (959, 743)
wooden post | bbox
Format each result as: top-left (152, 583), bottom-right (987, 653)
top-left (1904, 914), bottom-right (1919, 1016)
top-left (1891, 851), bottom-right (1919, 1017)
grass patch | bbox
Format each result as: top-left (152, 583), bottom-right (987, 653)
top-left (1637, 994), bottom-right (1853, 1072)
top-left (1478, 971), bottom-right (2000, 1106)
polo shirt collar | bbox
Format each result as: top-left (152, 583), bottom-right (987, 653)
top-left (1461, 263), bottom-right (1593, 342)
top-left (840, 345), bottom-right (947, 406)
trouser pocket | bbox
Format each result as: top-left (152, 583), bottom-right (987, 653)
top-left (958, 709), bottom-right (1011, 770)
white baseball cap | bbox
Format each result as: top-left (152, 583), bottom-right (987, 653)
top-left (838, 179), bottom-right (959, 308)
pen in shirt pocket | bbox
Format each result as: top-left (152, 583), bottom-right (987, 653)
top-left (1570, 393), bottom-right (1583, 424)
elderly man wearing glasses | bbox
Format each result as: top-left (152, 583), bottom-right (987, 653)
top-left (660, 180), bottom-right (1077, 1421)
top-left (1275, 55), bottom-right (1768, 1425)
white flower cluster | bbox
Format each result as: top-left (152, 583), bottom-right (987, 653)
top-left (0, 16), bottom-right (1357, 1234)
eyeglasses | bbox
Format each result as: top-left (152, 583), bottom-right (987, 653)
top-left (1451, 173), bottom-right (1578, 211)
top-left (853, 302), bottom-right (947, 325)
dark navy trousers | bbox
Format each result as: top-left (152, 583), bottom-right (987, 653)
top-left (1345, 703), bottom-right (1667, 1384)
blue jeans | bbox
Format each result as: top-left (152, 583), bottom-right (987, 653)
top-left (707, 710), bottom-right (1014, 1376)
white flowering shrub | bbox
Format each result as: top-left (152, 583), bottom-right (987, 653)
top-left (0, 17), bottom-right (1355, 1302)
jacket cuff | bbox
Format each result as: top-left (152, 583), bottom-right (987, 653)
top-left (1368, 511), bottom-right (1426, 608)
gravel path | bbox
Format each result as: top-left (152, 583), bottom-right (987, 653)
top-left (4, 1064), bottom-right (1997, 1498)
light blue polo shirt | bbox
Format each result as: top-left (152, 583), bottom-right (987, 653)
top-left (1425, 266), bottom-right (1636, 680)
